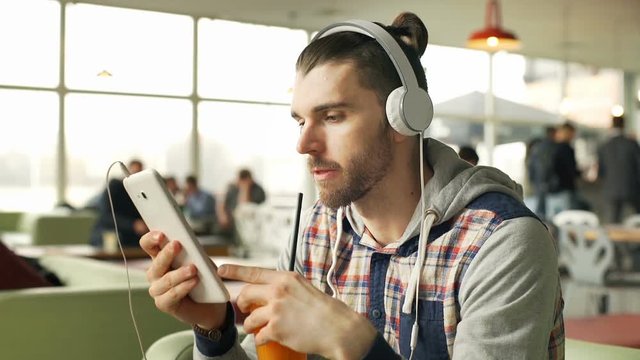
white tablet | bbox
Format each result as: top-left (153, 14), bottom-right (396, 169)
top-left (123, 169), bottom-right (230, 303)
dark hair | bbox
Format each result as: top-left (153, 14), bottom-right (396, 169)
top-left (186, 175), bottom-right (197, 186)
top-left (545, 126), bottom-right (556, 138)
top-left (612, 115), bottom-right (624, 129)
top-left (297, 12), bottom-right (429, 110)
top-left (238, 169), bottom-right (252, 180)
top-left (458, 145), bottom-right (479, 166)
top-left (559, 121), bottom-right (575, 132)
top-left (128, 159), bottom-right (143, 169)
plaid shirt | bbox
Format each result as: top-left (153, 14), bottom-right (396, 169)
top-left (300, 192), bottom-right (564, 359)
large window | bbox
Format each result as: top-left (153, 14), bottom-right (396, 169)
top-left (198, 19), bottom-right (307, 103)
top-left (0, 1), bottom-right (60, 88)
top-left (65, 4), bottom-right (193, 95)
top-left (198, 101), bottom-right (304, 196)
top-left (65, 94), bottom-right (192, 208)
top-left (0, 89), bottom-right (58, 211)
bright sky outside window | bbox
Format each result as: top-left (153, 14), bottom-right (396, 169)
top-left (198, 101), bottom-right (303, 195)
top-left (0, 89), bottom-right (58, 211)
top-left (65, 93), bottom-right (192, 207)
top-left (0, 1), bottom-right (60, 87)
top-left (65, 3), bottom-right (193, 95)
top-left (198, 19), bottom-right (307, 102)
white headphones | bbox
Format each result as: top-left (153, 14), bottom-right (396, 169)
top-left (313, 20), bottom-right (434, 137)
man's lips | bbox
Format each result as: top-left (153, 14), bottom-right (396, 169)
top-left (312, 168), bottom-right (338, 180)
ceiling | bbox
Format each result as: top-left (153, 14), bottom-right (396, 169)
top-left (77, 0), bottom-right (640, 73)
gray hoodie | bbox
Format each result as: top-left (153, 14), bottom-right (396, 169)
top-left (195, 139), bottom-right (564, 359)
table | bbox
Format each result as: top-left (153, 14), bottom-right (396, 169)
top-left (584, 225), bottom-right (640, 243)
top-left (565, 314), bottom-right (640, 348)
top-left (8, 242), bottom-right (230, 260)
top-left (580, 225), bottom-right (640, 273)
top-left (2, 232), bottom-right (233, 259)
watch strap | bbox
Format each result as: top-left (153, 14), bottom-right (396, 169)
top-left (193, 323), bottom-right (222, 342)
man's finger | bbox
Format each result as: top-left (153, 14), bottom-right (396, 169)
top-left (149, 265), bottom-right (197, 297)
top-left (218, 264), bottom-right (280, 284)
top-left (147, 240), bottom-right (181, 281)
top-left (139, 231), bottom-right (168, 258)
top-left (242, 304), bottom-right (271, 338)
top-left (234, 283), bottom-right (272, 313)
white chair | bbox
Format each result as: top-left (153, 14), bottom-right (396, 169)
top-left (552, 210), bottom-right (600, 228)
top-left (555, 223), bottom-right (616, 318)
top-left (234, 202), bottom-right (296, 258)
top-left (623, 214), bottom-right (640, 228)
top-left (552, 210), bottom-right (600, 274)
top-left (233, 203), bottom-right (266, 249)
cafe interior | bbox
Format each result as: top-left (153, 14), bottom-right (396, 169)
top-left (1, 0), bottom-right (640, 358)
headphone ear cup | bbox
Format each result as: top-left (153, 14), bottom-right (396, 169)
top-left (386, 87), bottom-right (434, 136)
top-left (402, 87), bottom-right (433, 133)
top-left (386, 87), bottom-right (417, 136)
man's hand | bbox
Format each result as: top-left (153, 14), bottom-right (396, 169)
top-left (219, 265), bottom-right (377, 360)
top-left (140, 231), bottom-right (227, 330)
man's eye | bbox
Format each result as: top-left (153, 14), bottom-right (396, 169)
top-left (326, 115), bottom-right (341, 122)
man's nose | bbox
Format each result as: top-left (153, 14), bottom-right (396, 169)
top-left (296, 122), bottom-right (323, 155)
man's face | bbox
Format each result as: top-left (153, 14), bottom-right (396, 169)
top-left (291, 61), bottom-right (393, 209)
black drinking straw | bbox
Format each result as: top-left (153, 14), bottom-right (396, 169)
top-left (288, 192), bottom-right (304, 271)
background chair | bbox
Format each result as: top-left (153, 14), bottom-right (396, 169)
top-left (18, 211), bottom-right (97, 245)
top-left (144, 326), bottom-right (248, 359)
top-left (566, 338), bottom-right (640, 359)
top-left (233, 200), bottom-right (297, 258)
top-left (555, 219), bottom-right (640, 318)
top-left (0, 255), bottom-right (188, 360)
top-left (553, 210), bottom-right (600, 228)
top-left (0, 211), bottom-right (23, 233)
top-left (144, 330), bottom-right (193, 360)
top-left (623, 214), bottom-right (640, 228)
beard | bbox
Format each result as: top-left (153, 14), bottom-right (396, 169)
top-left (308, 129), bottom-right (393, 209)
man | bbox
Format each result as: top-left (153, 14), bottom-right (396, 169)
top-left (140, 12), bottom-right (563, 359)
top-left (89, 158), bottom-right (148, 247)
top-left (457, 145), bottom-right (479, 166)
top-left (219, 169), bottom-right (267, 234)
top-left (526, 126), bottom-right (559, 220)
top-left (183, 175), bottom-right (217, 235)
top-left (546, 122), bottom-right (581, 218)
top-left (598, 115), bottom-right (640, 223)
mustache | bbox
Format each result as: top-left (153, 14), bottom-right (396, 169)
top-left (307, 157), bottom-right (341, 170)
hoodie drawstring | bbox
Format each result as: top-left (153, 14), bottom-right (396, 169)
top-left (402, 209), bottom-right (438, 358)
top-left (326, 207), bottom-right (344, 298)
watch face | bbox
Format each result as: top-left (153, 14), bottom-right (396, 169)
top-left (194, 324), bottom-right (222, 342)
top-left (208, 329), bottom-right (222, 342)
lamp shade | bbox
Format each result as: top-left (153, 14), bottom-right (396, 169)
top-left (467, 0), bottom-right (521, 51)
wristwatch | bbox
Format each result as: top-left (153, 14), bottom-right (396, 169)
top-left (192, 324), bottom-right (222, 342)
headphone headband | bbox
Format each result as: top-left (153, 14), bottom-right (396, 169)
top-left (313, 20), bottom-right (421, 91)
top-left (312, 19), bottom-right (433, 136)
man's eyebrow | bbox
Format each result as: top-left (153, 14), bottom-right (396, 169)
top-left (291, 102), bottom-right (351, 119)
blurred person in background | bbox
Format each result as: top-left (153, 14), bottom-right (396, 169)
top-left (526, 126), bottom-right (559, 220)
top-left (597, 115), bottom-right (640, 223)
top-left (183, 175), bottom-right (216, 235)
top-left (89, 158), bottom-right (148, 248)
top-left (458, 145), bottom-right (479, 166)
top-left (218, 168), bottom-right (266, 235)
top-left (164, 175), bottom-right (184, 206)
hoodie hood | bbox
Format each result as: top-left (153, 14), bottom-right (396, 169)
top-left (344, 138), bottom-right (524, 244)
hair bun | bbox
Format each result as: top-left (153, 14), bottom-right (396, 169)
top-left (391, 12), bottom-right (428, 57)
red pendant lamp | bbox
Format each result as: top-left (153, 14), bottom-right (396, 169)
top-left (467, 0), bottom-right (521, 51)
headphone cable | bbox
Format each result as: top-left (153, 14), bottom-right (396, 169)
top-left (106, 161), bottom-right (148, 360)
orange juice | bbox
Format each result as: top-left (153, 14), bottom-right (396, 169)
top-left (256, 341), bottom-right (306, 360)
top-left (250, 305), bottom-right (306, 360)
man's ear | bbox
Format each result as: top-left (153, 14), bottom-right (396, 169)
top-left (391, 128), bottom-right (411, 144)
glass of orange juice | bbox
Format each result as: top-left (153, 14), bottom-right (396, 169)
top-left (250, 305), bottom-right (306, 360)
top-left (256, 341), bottom-right (306, 360)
